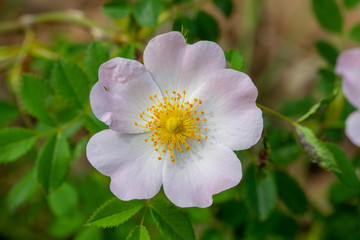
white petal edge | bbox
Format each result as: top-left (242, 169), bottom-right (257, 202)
top-left (86, 129), bottom-right (164, 200)
top-left (163, 141), bottom-right (242, 208)
top-left (143, 31), bottom-right (226, 97)
top-left (335, 48), bottom-right (360, 109)
top-left (191, 69), bottom-right (263, 150)
top-left (91, 57), bottom-right (162, 133)
top-left (345, 111), bottom-right (360, 147)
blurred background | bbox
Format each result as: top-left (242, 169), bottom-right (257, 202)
top-left (1, 0), bottom-right (360, 239)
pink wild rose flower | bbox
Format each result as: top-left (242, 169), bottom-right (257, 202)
top-left (86, 32), bottom-right (263, 208)
top-left (336, 48), bottom-right (360, 147)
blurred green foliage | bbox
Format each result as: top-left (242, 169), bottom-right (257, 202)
top-left (0, 0), bottom-right (360, 239)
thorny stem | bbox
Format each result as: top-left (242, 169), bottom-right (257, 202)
top-left (257, 103), bottom-right (297, 126)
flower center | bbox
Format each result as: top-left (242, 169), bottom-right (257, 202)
top-left (134, 90), bottom-right (208, 163)
top-left (166, 117), bottom-right (182, 133)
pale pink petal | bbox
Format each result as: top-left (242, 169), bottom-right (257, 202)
top-left (163, 141), bottom-right (242, 208)
top-left (191, 69), bottom-right (263, 150)
top-left (143, 31), bottom-right (226, 97)
top-left (91, 57), bottom-right (162, 133)
top-left (345, 111), bottom-right (360, 147)
top-left (86, 129), bottom-right (164, 200)
top-left (335, 48), bottom-right (360, 109)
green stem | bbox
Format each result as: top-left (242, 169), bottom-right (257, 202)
top-left (257, 103), bottom-right (296, 126)
top-left (37, 109), bottom-right (90, 138)
top-left (141, 200), bottom-right (151, 226)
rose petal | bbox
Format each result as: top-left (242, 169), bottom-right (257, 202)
top-left (163, 141), bottom-right (242, 208)
top-left (191, 69), bottom-right (263, 150)
top-left (335, 48), bottom-right (360, 109)
top-left (143, 31), bottom-right (226, 97)
top-left (91, 57), bottom-right (162, 133)
top-left (345, 111), bottom-right (360, 147)
top-left (86, 129), bottom-right (164, 200)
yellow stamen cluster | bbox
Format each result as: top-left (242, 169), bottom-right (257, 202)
top-left (134, 90), bottom-right (208, 163)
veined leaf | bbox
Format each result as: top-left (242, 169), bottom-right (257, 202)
top-left (53, 59), bottom-right (90, 109)
top-left (0, 128), bottom-right (37, 163)
top-left (0, 101), bottom-right (19, 125)
top-left (87, 198), bottom-right (143, 228)
top-left (350, 22), bottom-right (360, 43)
top-left (21, 74), bottom-right (55, 126)
top-left (85, 41), bottom-right (109, 84)
top-left (243, 164), bottom-right (277, 220)
top-left (297, 90), bottom-right (338, 123)
top-left (274, 171), bottom-right (307, 214)
top-left (344, 0), bottom-right (360, 8)
top-left (225, 50), bottom-right (244, 71)
top-left (214, 0), bottom-right (233, 17)
top-left (315, 40), bottom-right (339, 66)
top-left (48, 183), bottom-right (79, 218)
top-left (84, 113), bottom-right (108, 135)
top-left (103, 0), bottom-right (132, 19)
top-left (196, 11), bottom-right (219, 41)
top-left (7, 169), bottom-right (37, 211)
top-left (150, 201), bottom-right (194, 240)
top-left (134, 0), bottom-right (162, 27)
top-left (172, 16), bottom-right (198, 43)
top-left (312, 0), bottom-right (343, 33)
top-left (36, 133), bottom-right (71, 192)
top-left (126, 225), bottom-right (150, 240)
top-left (296, 124), bottom-right (339, 172)
top-left (326, 142), bottom-right (360, 188)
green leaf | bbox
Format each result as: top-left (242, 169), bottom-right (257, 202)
top-left (36, 133), bottom-right (71, 192)
top-left (315, 40), bottom-right (339, 66)
top-left (280, 98), bottom-right (316, 118)
top-left (196, 11), bottom-right (219, 41)
top-left (73, 137), bottom-right (88, 162)
top-left (21, 74), bottom-right (55, 126)
top-left (267, 129), bottom-right (301, 165)
top-left (295, 124), bottom-right (339, 172)
top-left (48, 183), bottom-right (79, 218)
top-left (329, 181), bottom-right (359, 204)
top-left (274, 171), bottom-right (307, 214)
top-left (312, 0), bottom-right (343, 33)
top-left (344, 0), bottom-right (360, 8)
top-left (87, 198), bottom-right (143, 228)
top-left (134, 0), bottom-right (163, 27)
top-left (85, 41), bottom-right (109, 84)
top-left (172, 16), bottom-right (198, 43)
top-left (213, 0), bottom-right (233, 17)
top-left (103, 0), bottom-right (132, 19)
top-left (118, 44), bottom-right (136, 59)
top-left (0, 101), bottom-right (19, 125)
top-left (49, 212), bottom-right (84, 238)
top-left (74, 228), bottom-right (103, 240)
top-left (317, 68), bottom-right (337, 95)
top-left (0, 128), bottom-right (37, 163)
top-left (350, 23), bottom-right (360, 43)
top-left (53, 59), bottom-right (90, 109)
top-left (225, 50), bottom-right (244, 71)
top-left (7, 169), bottom-right (37, 211)
top-left (257, 174), bottom-right (277, 220)
top-left (126, 225), bottom-right (150, 240)
top-left (243, 164), bottom-right (277, 220)
top-left (84, 113), bottom-right (108, 134)
top-left (326, 142), bottom-right (360, 188)
top-left (150, 201), bottom-right (194, 240)
top-left (297, 92), bottom-right (337, 123)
